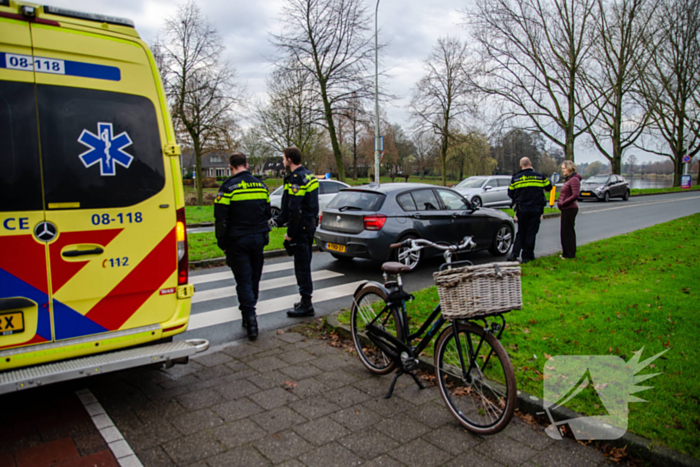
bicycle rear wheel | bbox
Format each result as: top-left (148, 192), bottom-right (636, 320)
top-left (434, 322), bottom-right (516, 435)
top-left (350, 285), bottom-right (402, 375)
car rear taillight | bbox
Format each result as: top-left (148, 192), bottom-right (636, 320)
top-left (363, 215), bottom-right (387, 231)
top-left (319, 211), bottom-right (323, 224)
top-left (176, 207), bottom-right (188, 285)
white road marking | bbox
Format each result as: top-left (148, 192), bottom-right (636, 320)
top-left (188, 281), bottom-right (364, 331)
top-left (190, 261), bottom-right (295, 285)
top-left (192, 269), bottom-right (344, 304)
top-left (581, 195), bottom-right (700, 215)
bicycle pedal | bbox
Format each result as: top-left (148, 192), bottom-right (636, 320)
top-left (400, 352), bottom-right (419, 371)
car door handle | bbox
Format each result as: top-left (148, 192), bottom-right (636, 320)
top-left (62, 247), bottom-right (104, 258)
top-left (412, 214), bottom-right (423, 219)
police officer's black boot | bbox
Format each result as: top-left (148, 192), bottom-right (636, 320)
top-left (246, 315), bottom-right (258, 340)
top-left (287, 297), bottom-right (314, 317)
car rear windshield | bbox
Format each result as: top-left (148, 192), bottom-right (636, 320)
top-left (326, 190), bottom-right (385, 211)
top-left (586, 176), bottom-right (609, 184)
top-left (455, 178), bottom-right (486, 189)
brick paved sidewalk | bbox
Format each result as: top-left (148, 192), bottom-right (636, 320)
top-left (86, 328), bottom-right (622, 467)
top-left (0, 384), bottom-right (118, 467)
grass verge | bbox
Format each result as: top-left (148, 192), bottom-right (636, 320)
top-left (631, 185), bottom-right (700, 196)
top-left (188, 228), bottom-right (286, 262)
top-left (339, 214), bottom-right (699, 458)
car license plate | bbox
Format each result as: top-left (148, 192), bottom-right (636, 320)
top-left (0, 311), bottom-right (24, 335)
top-left (581, 192), bottom-right (591, 196)
top-left (326, 242), bottom-right (346, 253)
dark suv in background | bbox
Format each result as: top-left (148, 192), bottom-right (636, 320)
top-left (579, 174), bottom-right (630, 202)
top-left (314, 183), bottom-right (515, 270)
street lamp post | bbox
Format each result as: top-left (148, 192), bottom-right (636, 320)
top-left (374, 0), bottom-right (380, 185)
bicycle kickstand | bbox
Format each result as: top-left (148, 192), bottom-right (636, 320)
top-left (384, 368), bottom-right (426, 399)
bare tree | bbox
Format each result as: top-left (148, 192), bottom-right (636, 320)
top-left (239, 128), bottom-right (275, 173)
top-left (411, 131), bottom-right (440, 179)
top-left (156, 1), bottom-right (244, 205)
top-left (581, 0), bottom-right (657, 174)
top-left (466, 0), bottom-right (597, 161)
top-left (257, 62), bottom-right (318, 155)
top-left (448, 131), bottom-right (494, 179)
top-left (272, 0), bottom-right (375, 182)
top-left (410, 37), bottom-right (478, 186)
top-left (637, 0), bottom-right (700, 186)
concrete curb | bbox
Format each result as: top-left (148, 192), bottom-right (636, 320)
top-left (323, 313), bottom-right (700, 467)
top-left (189, 245), bottom-right (320, 269)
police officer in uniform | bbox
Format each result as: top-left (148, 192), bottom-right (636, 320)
top-left (215, 152), bottom-right (272, 340)
top-left (507, 157), bottom-right (552, 263)
top-left (276, 147), bottom-right (319, 317)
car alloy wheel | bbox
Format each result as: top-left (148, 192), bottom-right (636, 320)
top-left (271, 207), bottom-right (280, 218)
top-left (395, 236), bottom-right (421, 271)
top-left (604, 191), bottom-right (610, 202)
top-left (490, 224), bottom-right (513, 256)
top-left (471, 197), bottom-right (482, 209)
top-left (623, 190), bottom-right (630, 201)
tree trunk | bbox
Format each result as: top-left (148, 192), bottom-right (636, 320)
top-left (193, 136), bottom-right (203, 206)
top-left (352, 120), bottom-right (358, 180)
top-left (674, 155), bottom-right (683, 187)
top-left (319, 83), bottom-right (346, 182)
top-left (441, 143), bottom-right (448, 186)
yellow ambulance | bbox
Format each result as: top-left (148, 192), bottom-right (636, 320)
top-left (0, 1), bottom-right (206, 392)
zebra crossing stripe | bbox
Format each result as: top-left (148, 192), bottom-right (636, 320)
top-left (190, 261), bottom-right (295, 285)
top-left (191, 269), bottom-right (344, 304)
top-left (188, 281), bottom-right (364, 331)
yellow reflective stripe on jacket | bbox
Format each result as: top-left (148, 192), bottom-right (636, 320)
top-left (231, 187), bottom-right (269, 202)
top-left (509, 178), bottom-right (550, 189)
top-left (285, 178), bottom-right (319, 196)
top-left (232, 192), bottom-right (270, 202)
top-left (215, 192), bottom-right (231, 205)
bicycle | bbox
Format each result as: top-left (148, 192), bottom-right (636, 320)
top-left (350, 236), bottom-right (518, 435)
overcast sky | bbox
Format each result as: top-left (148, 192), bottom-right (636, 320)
top-left (43, 0), bottom-right (667, 164)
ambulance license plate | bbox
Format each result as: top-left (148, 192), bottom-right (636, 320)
top-left (326, 242), bottom-right (346, 253)
top-left (0, 311), bottom-right (24, 335)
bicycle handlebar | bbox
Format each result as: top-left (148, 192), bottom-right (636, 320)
top-left (389, 236), bottom-right (476, 252)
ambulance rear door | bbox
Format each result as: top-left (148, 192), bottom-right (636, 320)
top-left (30, 21), bottom-right (179, 341)
top-left (0, 15), bottom-right (53, 353)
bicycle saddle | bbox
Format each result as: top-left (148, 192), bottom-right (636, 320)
top-left (381, 262), bottom-right (412, 274)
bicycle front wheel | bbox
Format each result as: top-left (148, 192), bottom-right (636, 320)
top-left (350, 285), bottom-right (402, 375)
top-left (434, 322), bottom-right (516, 435)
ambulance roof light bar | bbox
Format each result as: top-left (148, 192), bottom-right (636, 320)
top-left (42, 5), bottom-right (135, 28)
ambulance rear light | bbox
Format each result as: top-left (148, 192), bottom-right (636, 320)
top-left (42, 5), bottom-right (135, 27)
top-left (176, 208), bottom-right (188, 285)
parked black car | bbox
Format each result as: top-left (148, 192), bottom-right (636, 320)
top-left (314, 183), bottom-right (515, 270)
top-left (579, 174), bottom-right (630, 202)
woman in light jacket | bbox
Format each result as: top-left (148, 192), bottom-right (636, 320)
top-left (557, 160), bottom-right (582, 259)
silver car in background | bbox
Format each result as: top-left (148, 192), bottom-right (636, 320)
top-left (453, 175), bottom-right (512, 209)
top-left (270, 179), bottom-right (350, 218)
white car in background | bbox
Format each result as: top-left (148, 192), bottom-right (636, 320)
top-left (453, 175), bottom-right (513, 209)
top-left (270, 179), bottom-right (350, 218)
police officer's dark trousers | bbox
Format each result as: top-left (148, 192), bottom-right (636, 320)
top-left (517, 208), bottom-right (543, 262)
top-left (226, 232), bottom-right (268, 320)
top-left (292, 230), bottom-right (315, 300)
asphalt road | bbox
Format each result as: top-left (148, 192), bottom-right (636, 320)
top-left (180, 191), bottom-right (700, 349)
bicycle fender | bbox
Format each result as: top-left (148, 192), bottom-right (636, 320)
top-left (353, 281), bottom-right (390, 300)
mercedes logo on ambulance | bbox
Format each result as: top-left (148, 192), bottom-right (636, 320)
top-left (34, 221), bottom-right (57, 242)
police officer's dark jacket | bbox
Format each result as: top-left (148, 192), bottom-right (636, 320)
top-left (508, 168), bottom-right (552, 210)
top-left (214, 170), bottom-right (271, 248)
top-left (277, 165), bottom-right (319, 239)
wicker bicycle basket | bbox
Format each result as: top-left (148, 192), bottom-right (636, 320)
top-left (432, 261), bottom-right (522, 320)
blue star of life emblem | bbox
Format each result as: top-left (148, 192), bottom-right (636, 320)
top-left (77, 122), bottom-right (134, 176)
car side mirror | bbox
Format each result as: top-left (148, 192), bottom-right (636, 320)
top-left (484, 186), bottom-right (492, 191)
